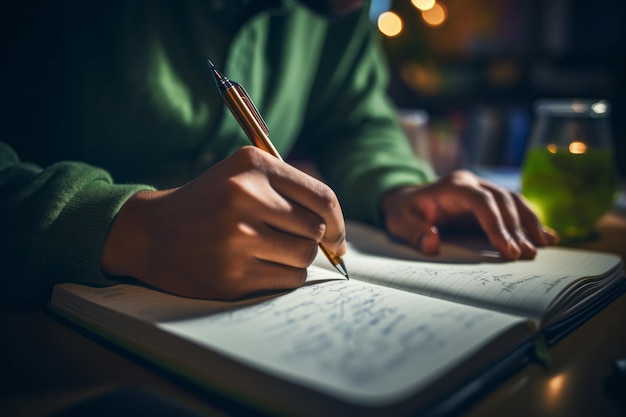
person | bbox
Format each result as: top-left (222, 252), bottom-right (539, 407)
top-left (0, 0), bottom-right (556, 308)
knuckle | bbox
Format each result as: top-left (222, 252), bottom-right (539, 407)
top-left (501, 191), bottom-right (516, 206)
top-left (233, 146), bottom-right (269, 170)
top-left (472, 188), bottom-right (494, 206)
top-left (293, 240), bottom-right (319, 267)
top-left (449, 169), bottom-right (471, 182)
top-left (236, 145), bottom-right (260, 160)
top-left (492, 187), bottom-right (513, 205)
top-left (315, 182), bottom-right (339, 210)
top-left (303, 219), bottom-right (326, 241)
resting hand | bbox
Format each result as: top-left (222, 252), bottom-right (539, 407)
top-left (380, 170), bottom-right (557, 259)
top-left (102, 146), bottom-right (346, 300)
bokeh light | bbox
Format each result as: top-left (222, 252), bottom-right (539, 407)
top-left (378, 11), bottom-right (403, 37)
top-left (421, 2), bottom-right (447, 27)
top-left (569, 141), bottom-right (588, 154)
top-left (591, 101), bottom-right (608, 115)
top-left (411, 0), bottom-right (436, 11)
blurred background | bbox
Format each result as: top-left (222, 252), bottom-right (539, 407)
top-left (369, 0), bottom-right (626, 178)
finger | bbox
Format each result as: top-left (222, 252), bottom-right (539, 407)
top-left (273, 201), bottom-right (326, 244)
top-left (419, 226), bottom-right (441, 255)
top-left (212, 258), bottom-right (307, 300)
top-left (458, 186), bottom-right (522, 259)
top-left (253, 222), bottom-right (321, 268)
top-left (481, 182), bottom-right (537, 259)
top-left (231, 147), bottom-right (344, 251)
top-left (219, 150), bottom-right (334, 246)
top-left (241, 258), bottom-right (308, 294)
top-left (269, 163), bottom-right (346, 254)
top-left (249, 188), bottom-right (328, 243)
top-left (386, 205), bottom-right (441, 255)
top-left (512, 193), bottom-right (559, 246)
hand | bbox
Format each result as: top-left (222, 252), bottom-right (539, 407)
top-left (380, 170), bottom-right (557, 259)
top-left (102, 146), bottom-right (346, 300)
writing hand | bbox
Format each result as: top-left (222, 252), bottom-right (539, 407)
top-left (102, 146), bottom-right (346, 299)
top-left (380, 170), bottom-right (557, 259)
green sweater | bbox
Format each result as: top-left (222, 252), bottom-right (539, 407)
top-left (0, 0), bottom-right (434, 307)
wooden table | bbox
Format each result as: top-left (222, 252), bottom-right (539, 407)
top-left (465, 209), bottom-right (626, 417)
top-left (1, 211), bottom-right (625, 417)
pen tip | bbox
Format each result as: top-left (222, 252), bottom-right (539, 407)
top-left (333, 261), bottom-right (349, 280)
top-left (207, 58), bottom-right (230, 92)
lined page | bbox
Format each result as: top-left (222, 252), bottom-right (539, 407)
top-left (53, 269), bottom-right (529, 406)
top-left (316, 222), bottom-right (623, 322)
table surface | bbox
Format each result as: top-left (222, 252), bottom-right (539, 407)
top-left (2, 211), bottom-right (625, 417)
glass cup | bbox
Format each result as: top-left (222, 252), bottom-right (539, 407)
top-left (398, 109), bottom-right (431, 164)
top-left (520, 99), bottom-right (619, 242)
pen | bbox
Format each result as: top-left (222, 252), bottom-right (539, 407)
top-left (207, 59), bottom-right (349, 279)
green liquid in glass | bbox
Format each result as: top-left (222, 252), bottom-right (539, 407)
top-left (521, 148), bottom-right (618, 241)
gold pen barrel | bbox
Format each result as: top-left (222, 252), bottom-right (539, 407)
top-left (222, 86), bottom-right (282, 161)
top-left (319, 244), bottom-right (341, 266)
top-left (208, 59), bottom-right (349, 279)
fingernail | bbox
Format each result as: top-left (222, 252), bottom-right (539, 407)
top-left (507, 236), bottom-right (522, 258)
top-left (542, 226), bottom-right (559, 244)
top-left (519, 236), bottom-right (538, 257)
top-left (419, 228), bottom-right (439, 255)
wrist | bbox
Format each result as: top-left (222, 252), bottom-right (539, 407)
top-left (101, 190), bottom-right (156, 279)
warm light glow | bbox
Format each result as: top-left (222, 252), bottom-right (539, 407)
top-left (548, 374), bottom-right (565, 393)
top-left (545, 373), bottom-right (568, 406)
top-left (486, 59), bottom-right (521, 87)
top-left (569, 141), bottom-right (587, 154)
top-left (411, 0), bottom-right (436, 11)
top-left (400, 62), bottom-right (442, 95)
top-left (421, 2), bottom-right (447, 27)
top-left (591, 101), bottom-right (608, 115)
top-left (378, 11), bottom-right (403, 37)
top-left (571, 101), bottom-right (586, 113)
top-left (546, 143), bottom-right (558, 154)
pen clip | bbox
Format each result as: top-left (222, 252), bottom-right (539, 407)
top-left (233, 83), bottom-right (269, 137)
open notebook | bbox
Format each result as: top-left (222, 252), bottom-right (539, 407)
top-left (49, 222), bottom-right (625, 416)
top-left (321, 222), bottom-right (626, 344)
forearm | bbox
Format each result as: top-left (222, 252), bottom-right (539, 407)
top-left (315, 120), bottom-right (435, 225)
top-left (0, 142), bottom-right (153, 308)
top-left (299, 10), bottom-right (435, 225)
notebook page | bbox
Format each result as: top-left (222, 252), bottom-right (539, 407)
top-left (320, 223), bottom-right (622, 322)
top-left (160, 272), bottom-right (527, 405)
top-left (53, 268), bottom-right (529, 406)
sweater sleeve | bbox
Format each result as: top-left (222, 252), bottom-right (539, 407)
top-left (300, 10), bottom-right (436, 226)
top-left (0, 141), bottom-right (154, 308)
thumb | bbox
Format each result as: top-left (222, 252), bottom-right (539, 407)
top-left (381, 187), bottom-right (441, 255)
top-left (387, 215), bottom-right (441, 255)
